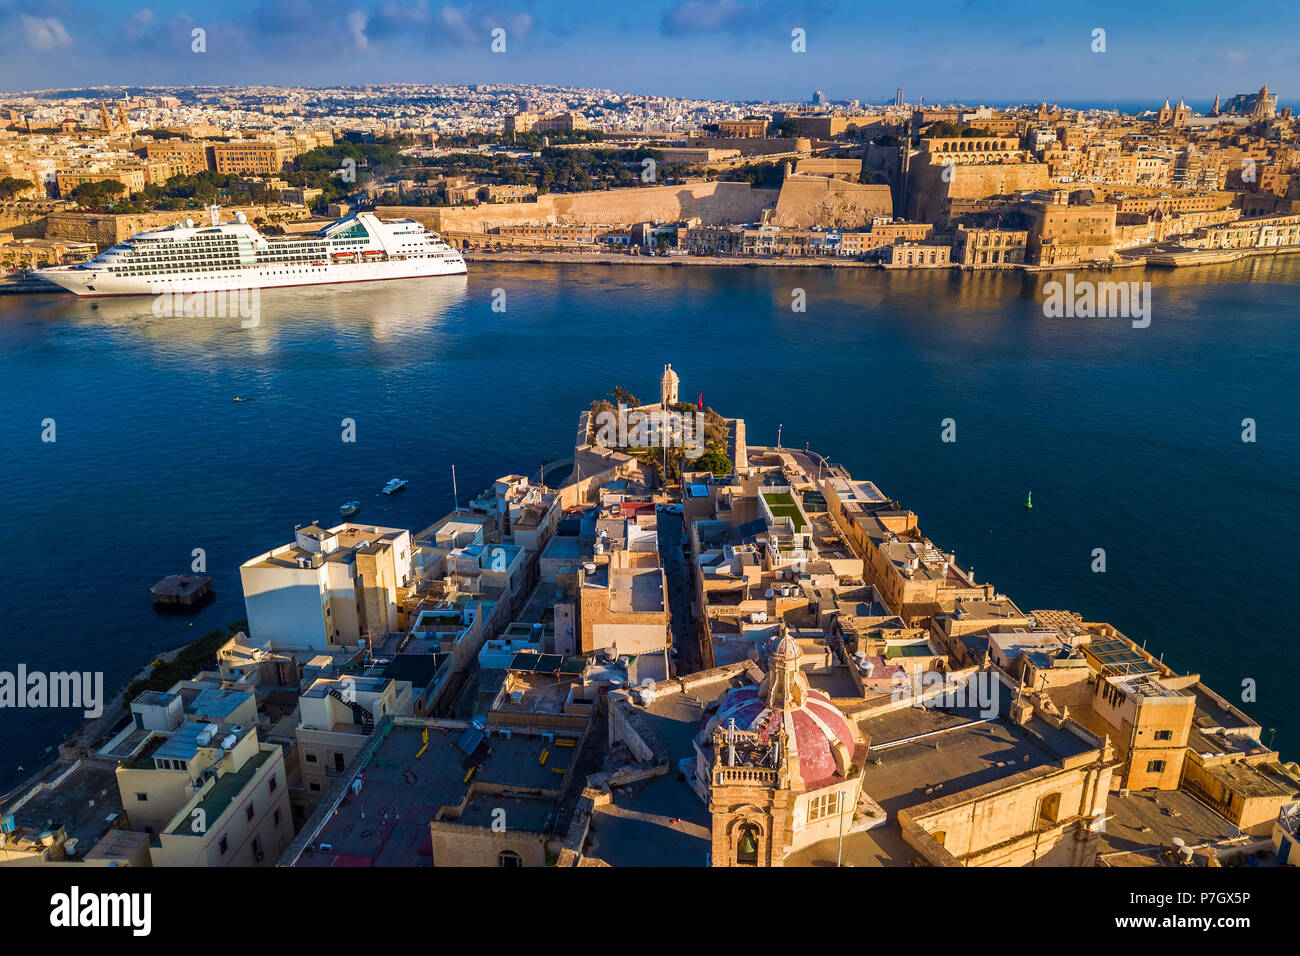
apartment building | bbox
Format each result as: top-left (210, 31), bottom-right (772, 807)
top-left (110, 687), bottom-right (293, 866)
top-left (296, 674), bottom-right (413, 807)
top-left (212, 140), bottom-right (298, 175)
top-left (240, 522), bottom-right (414, 650)
top-left (494, 474), bottom-right (562, 552)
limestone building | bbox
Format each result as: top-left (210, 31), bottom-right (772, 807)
top-left (701, 635), bottom-right (872, 865)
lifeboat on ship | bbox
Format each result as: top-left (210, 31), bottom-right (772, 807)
top-left (332, 251), bottom-right (356, 262)
top-left (361, 250), bottom-right (384, 258)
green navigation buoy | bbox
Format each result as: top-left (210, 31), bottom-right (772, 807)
top-left (1025, 491), bottom-right (1033, 510)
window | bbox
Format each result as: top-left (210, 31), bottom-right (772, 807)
top-left (807, 791), bottom-right (842, 823)
top-left (1147, 759), bottom-right (1167, 773)
top-left (274, 808), bottom-right (282, 826)
top-left (305, 752), bottom-right (318, 763)
top-left (309, 782), bottom-right (321, 792)
top-left (218, 836), bottom-right (228, 855)
top-left (1037, 792), bottom-right (1062, 826)
top-left (135, 793), bottom-right (148, 801)
top-left (333, 753), bottom-right (345, 772)
top-left (246, 804), bottom-right (255, 821)
top-left (1153, 729), bottom-right (1174, 741)
top-left (269, 776), bottom-right (278, 793)
top-left (498, 850), bottom-right (522, 867)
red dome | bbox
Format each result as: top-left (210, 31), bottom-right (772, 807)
top-left (709, 637), bottom-right (862, 791)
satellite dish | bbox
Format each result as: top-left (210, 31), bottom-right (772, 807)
top-left (235, 211), bottom-right (247, 224)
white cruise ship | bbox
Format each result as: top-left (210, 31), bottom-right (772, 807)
top-left (36, 209), bottom-right (466, 296)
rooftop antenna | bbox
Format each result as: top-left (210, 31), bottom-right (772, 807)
top-left (451, 464), bottom-right (458, 512)
top-left (208, 203), bottom-right (220, 226)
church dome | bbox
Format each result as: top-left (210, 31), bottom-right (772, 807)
top-left (706, 636), bottom-right (862, 791)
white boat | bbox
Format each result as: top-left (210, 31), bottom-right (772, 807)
top-left (382, 478), bottom-right (408, 495)
top-left (36, 209), bottom-right (466, 297)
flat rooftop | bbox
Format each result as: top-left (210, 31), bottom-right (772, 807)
top-left (858, 703), bottom-right (1095, 816)
top-left (163, 746), bottom-right (273, 835)
top-left (589, 672), bottom-right (757, 867)
top-left (245, 525), bottom-right (405, 570)
top-left (608, 567), bottom-right (666, 614)
top-left (1099, 787), bottom-right (1237, 857)
top-left (289, 718), bottom-right (575, 867)
top-left (2, 760), bottom-right (123, 850)
top-left (188, 687), bottom-right (252, 720)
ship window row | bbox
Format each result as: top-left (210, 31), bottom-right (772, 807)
top-left (111, 266), bottom-right (241, 275)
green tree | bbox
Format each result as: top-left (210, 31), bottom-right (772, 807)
top-left (0, 176), bottom-right (35, 199)
top-left (609, 385), bottom-right (640, 407)
top-left (70, 179), bottom-right (127, 208)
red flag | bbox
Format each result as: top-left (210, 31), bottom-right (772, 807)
top-left (698, 391), bottom-right (703, 411)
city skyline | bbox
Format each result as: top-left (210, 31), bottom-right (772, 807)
top-left (1, 1), bottom-right (1298, 889)
top-left (3, 0), bottom-right (1300, 102)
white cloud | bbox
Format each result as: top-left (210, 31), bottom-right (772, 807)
top-left (347, 10), bottom-right (370, 50)
top-left (22, 15), bottom-right (73, 51)
top-left (438, 4), bottom-right (531, 46)
top-left (124, 9), bottom-right (157, 42)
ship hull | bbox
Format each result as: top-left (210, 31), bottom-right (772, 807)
top-left (38, 256), bottom-right (466, 297)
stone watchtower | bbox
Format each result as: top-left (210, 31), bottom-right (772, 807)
top-left (660, 363), bottom-right (679, 407)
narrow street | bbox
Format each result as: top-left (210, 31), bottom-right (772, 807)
top-left (657, 505), bottom-right (702, 675)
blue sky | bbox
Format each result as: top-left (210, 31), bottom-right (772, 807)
top-left (1, 0), bottom-right (1296, 104)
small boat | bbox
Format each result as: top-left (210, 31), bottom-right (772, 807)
top-left (362, 250), bottom-right (384, 258)
top-left (232, 396), bottom-right (245, 403)
top-left (382, 478), bottom-right (408, 495)
top-left (340, 500), bottom-right (360, 516)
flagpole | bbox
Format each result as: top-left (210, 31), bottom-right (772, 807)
top-left (452, 464), bottom-right (458, 512)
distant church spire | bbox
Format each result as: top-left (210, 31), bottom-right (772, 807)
top-left (1210, 92), bottom-right (1220, 116)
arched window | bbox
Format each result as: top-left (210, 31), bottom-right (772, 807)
top-left (1037, 792), bottom-right (1062, 827)
top-left (498, 850), bottom-right (522, 867)
top-left (736, 822), bottom-right (761, 865)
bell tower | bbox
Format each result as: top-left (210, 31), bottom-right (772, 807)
top-left (708, 719), bottom-right (795, 867)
